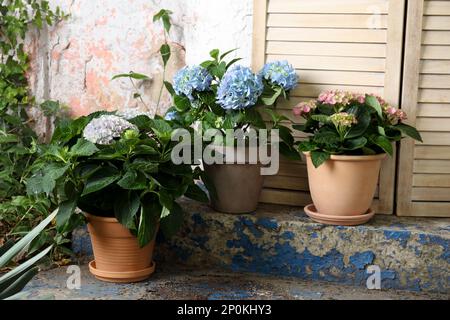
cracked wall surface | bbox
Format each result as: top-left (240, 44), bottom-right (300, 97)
top-left (29, 0), bottom-right (253, 118)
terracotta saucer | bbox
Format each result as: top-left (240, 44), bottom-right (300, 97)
top-left (88, 260), bottom-right (155, 283)
top-left (304, 204), bottom-right (375, 226)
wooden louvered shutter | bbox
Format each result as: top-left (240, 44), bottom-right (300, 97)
top-left (252, 0), bottom-right (406, 214)
top-left (397, 0), bottom-right (450, 217)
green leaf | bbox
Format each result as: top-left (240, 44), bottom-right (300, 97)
top-left (0, 209), bottom-right (57, 268)
top-left (0, 245), bottom-right (52, 285)
top-left (164, 81), bottom-right (175, 96)
top-left (26, 163), bottom-right (70, 196)
top-left (127, 159), bottom-right (159, 173)
top-left (298, 141), bottom-right (317, 152)
top-left (40, 100), bottom-right (60, 117)
top-left (185, 183), bottom-right (209, 203)
top-left (160, 202), bottom-right (184, 238)
top-left (138, 195), bottom-right (161, 247)
top-left (276, 125), bottom-right (294, 146)
top-left (245, 108), bottom-right (266, 128)
top-left (343, 137), bottom-right (368, 150)
top-left (56, 198), bottom-right (78, 230)
top-left (371, 135), bottom-right (393, 156)
top-left (70, 138), bottom-right (99, 157)
top-left (395, 123), bottom-right (423, 142)
top-left (111, 72), bottom-right (149, 81)
top-left (365, 95), bottom-right (383, 118)
top-left (313, 130), bottom-right (340, 144)
top-left (311, 114), bottom-right (330, 123)
top-left (226, 57), bottom-right (242, 69)
top-left (160, 44), bottom-right (171, 66)
top-left (117, 170), bottom-right (146, 190)
top-left (158, 189), bottom-right (174, 210)
top-left (220, 48), bottom-right (237, 60)
top-left (114, 191), bottom-right (140, 229)
top-left (310, 151), bottom-right (330, 168)
top-left (209, 49), bottom-right (219, 60)
top-left (81, 167), bottom-right (120, 196)
top-left (0, 266), bottom-right (38, 300)
top-left (162, 14), bottom-right (171, 33)
top-left (174, 95), bottom-right (191, 112)
top-left (261, 87), bottom-right (282, 106)
top-left (0, 133), bottom-right (19, 144)
top-left (346, 105), bottom-right (371, 139)
top-left (149, 119), bottom-right (172, 142)
top-left (279, 142), bottom-right (301, 161)
top-left (377, 126), bottom-right (386, 136)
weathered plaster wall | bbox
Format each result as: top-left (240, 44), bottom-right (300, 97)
top-left (29, 0), bottom-right (253, 118)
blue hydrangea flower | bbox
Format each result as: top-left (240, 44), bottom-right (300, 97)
top-left (216, 65), bottom-right (263, 110)
top-left (173, 65), bottom-right (213, 101)
top-left (260, 60), bottom-right (298, 91)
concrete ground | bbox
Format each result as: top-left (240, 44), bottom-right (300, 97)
top-left (26, 263), bottom-right (449, 300)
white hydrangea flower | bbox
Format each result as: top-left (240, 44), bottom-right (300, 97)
top-left (83, 115), bottom-right (137, 145)
top-left (116, 108), bottom-right (151, 120)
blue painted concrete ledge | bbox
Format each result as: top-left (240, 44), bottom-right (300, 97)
top-left (72, 199), bottom-right (450, 294)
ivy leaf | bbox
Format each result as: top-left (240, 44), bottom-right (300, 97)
top-left (395, 123), bottom-right (423, 142)
top-left (310, 150), bottom-right (330, 168)
top-left (160, 44), bottom-right (171, 67)
top-left (70, 138), bottom-right (99, 157)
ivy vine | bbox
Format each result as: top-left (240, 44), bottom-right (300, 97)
top-left (0, 0), bottom-right (68, 259)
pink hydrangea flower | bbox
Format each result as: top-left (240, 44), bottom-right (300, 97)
top-left (293, 100), bottom-right (317, 117)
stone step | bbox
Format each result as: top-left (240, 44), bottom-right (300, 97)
top-left (26, 264), bottom-right (448, 300)
top-left (72, 199), bottom-right (450, 294)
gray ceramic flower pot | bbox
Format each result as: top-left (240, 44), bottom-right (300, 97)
top-left (204, 162), bottom-right (264, 214)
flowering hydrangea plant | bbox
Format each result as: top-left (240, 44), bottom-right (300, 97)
top-left (260, 60), bottom-right (298, 91)
top-left (292, 90), bottom-right (422, 167)
top-left (163, 48), bottom-right (301, 160)
top-left (217, 65), bottom-right (263, 110)
top-left (173, 65), bottom-right (213, 101)
top-left (27, 112), bottom-right (208, 247)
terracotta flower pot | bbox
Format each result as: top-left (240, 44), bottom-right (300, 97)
top-left (86, 213), bottom-right (156, 283)
top-left (303, 152), bottom-right (386, 224)
top-left (203, 145), bottom-right (265, 213)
